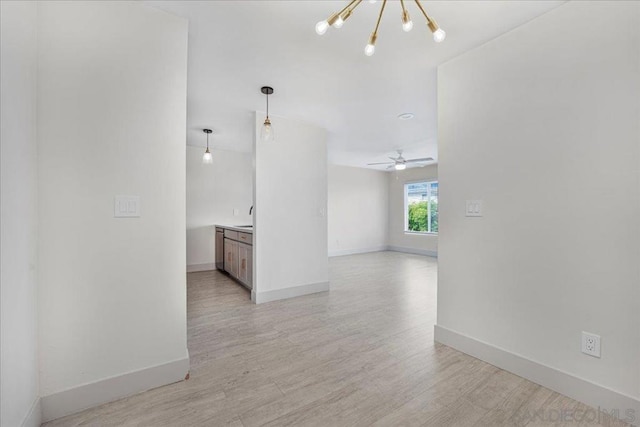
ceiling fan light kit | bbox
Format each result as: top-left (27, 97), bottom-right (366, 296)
top-left (367, 150), bottom-right (434, 170)
top-left (316, 0), bottom-right (446, 56)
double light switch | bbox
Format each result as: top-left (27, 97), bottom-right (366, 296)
top-left (465, 200), bottom-right (483, 217)
top-left (114, 195), bottom-right (140, 218)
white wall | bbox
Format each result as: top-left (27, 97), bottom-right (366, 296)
top-left (437, 0), bottom-right (639, 414)
top-left (388, 165), bottom-right (438, 256)
top-left (0, 2), bottom-right (41, 426)
top-left (253, 113), bottom-right (328, 303)
top-left (328, 165), bottom-right (388, 256)
top-left (37, 1), bottom-right (189, 420)
top-left (186, 146), bottom-right (252, 270)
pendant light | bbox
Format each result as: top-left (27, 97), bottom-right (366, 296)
top-left (202, 129), bottom-right (213, 164)
top-left (260, 86), bottom-right (274, 142)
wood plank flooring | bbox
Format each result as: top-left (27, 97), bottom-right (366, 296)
top-left (43, 251), bottom-right (628, 426)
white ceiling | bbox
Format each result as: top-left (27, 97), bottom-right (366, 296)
top-left (146, 0), bottom-right (564, 170)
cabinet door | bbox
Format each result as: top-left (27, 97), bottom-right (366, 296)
top-left (237, 242), bottom-right (252, 288)
top-left (215, 231), bottom-right (224, 269)
top-left (224, 238), bottom-right (238, 277)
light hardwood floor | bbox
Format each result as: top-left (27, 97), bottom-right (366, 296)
top-left (44, 251), bottom-right (628, 426)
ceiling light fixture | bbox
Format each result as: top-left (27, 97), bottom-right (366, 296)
top-left (316, 0), bottom-right (446, 55)
top-left (260, 86), bottom-right (274, 142)
top-left (367, 150), bottom-right (434, 170)
top-left (202, 129), bottom-right (213, 164)
top-left (398, 112), bottom-right (415, 120)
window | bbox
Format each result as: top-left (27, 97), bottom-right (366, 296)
top-left (405, 181), bottom-right (438, 233)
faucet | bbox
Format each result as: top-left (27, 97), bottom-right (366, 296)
top-left (249, 205), bottom-right (253, 215)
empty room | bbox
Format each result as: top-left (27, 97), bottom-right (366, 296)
top-left (1, 1), bottom-right (638, 426)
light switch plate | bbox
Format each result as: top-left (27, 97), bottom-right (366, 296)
top-left (466, 200), bottom-right (483, 217)
top-left (114, 195), bottom-right (140, 218)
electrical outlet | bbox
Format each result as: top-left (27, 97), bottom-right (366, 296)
top-left (581, 332), bottom-right (601, 358)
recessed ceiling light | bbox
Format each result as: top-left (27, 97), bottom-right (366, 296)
top-left (398, 113), bottom-right (414, 120)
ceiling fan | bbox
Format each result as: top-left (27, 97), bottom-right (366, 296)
top-left (367, 150), bottom-right (434, 170)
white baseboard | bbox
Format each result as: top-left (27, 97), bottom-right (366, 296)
top-left (186, 263), bottom-right (216, 273)
top-left (22, 397), bottom-right (41, 427)
top-left (328, 246), bottom-right (388, 257)
top-left (252, 281), bottom-right (329, 304)
top-left (41, 353), bottom-right (190, 422)
top-left (434, 325), bottom-right (640, 425)
top-left (388, 245), bottom-right (438, 258)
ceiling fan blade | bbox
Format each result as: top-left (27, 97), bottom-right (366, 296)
top-left (405, 157), bottom-right (435, 163)
top-left (367, 161), bottom-right (394, 165)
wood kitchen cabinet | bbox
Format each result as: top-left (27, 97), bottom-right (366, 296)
top-left (237, 242), bottom-right (252, 288)
top-left (219, 226), bottom-right (253, 290)
top-left (224, 238), bottom-right (238, 278)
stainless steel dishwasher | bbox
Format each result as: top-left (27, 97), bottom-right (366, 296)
top-left (215, 227), bottom-right (224, 270)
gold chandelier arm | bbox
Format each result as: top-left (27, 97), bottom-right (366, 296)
top-left (340, 0), bottom-right (361, 16)
top-left (413, 0), bottom-right (433, 24)
top-left (327, 0), bottom-right (358, 22)
top-left (414, 0), bottom-right (440, 32)
top-left (373, 0), bottom-right (388, 35)
top-left (341, 0), bottom-right (363, 21)
top-left (400, 0), bottom-right (408, 14)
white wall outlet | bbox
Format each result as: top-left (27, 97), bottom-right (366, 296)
top-left (233, 208), bottom-right (239, 216)
top-left (114, 195), bottom-right (140, 218)
top-left (581, 331), bottom-right (601, 358)
top-left (465, 200), bottom-right (483, 217)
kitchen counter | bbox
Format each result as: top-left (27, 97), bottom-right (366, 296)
top-left (215, 224), bottom-right (253, 234)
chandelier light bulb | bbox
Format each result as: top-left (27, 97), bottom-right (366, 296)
top-left (369, 0), bottom-right (377, 3)
top-left (395, 163), bottom-right (406, 171)
top-left (364, 43), bottom-right (375, 56)
top-left (401, 11), bottom-right (413, 32)
top-left (315, 20), bottom-right (329, 35)
top-left (433, 28), bottom-right (446, 42)
top-left (333, 16), bottom-right (344, 28)
top-left (364, 32), bottom-right (377, 57)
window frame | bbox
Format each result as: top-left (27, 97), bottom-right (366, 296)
top-left (404, 179), bottom-right (438, 235)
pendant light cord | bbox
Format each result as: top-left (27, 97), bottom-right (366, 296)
top-left (266, 93), bottom-right (269, 120)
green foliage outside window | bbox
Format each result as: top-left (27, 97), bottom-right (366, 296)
top-left (408, 200), bottom-right (438, 233)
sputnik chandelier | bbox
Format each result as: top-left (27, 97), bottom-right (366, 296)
top-left (315, 0), bottom-right (446, 56)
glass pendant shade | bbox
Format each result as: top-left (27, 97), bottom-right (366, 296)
top-left (202, 148), bottom-right (213, 164)
top-left (261, 118), bottom-right (274, 142)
